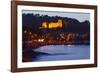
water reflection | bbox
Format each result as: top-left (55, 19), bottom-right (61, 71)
top-left (31, 45), bottom-right (90, 62)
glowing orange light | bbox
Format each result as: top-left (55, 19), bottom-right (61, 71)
top-left (38, 39), bottom-right (44, 42)
top-left (29, 32), bottom-right (32, 35)
top-left (31, 35), bottom-right (34, 38)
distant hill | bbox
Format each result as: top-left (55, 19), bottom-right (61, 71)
top-left (22, 14), bottom-right (90, 34)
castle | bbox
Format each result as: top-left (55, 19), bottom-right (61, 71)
top-left (40, 19), bottom-right (63, 29)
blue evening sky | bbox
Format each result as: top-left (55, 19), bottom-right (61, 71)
top-left (22, 10), bottom-right (90, 22)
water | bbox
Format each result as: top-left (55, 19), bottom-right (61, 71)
top-left (32, 45), bottom-right (90, 61)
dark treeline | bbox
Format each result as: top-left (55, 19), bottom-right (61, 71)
top-left (22, 13), bottom-right (90, 34)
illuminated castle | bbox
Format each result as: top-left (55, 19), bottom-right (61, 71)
top-left (40, 19), bottom-right (63, 29)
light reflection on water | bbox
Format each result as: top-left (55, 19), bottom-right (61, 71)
top-left (32, 45), bottom-right (90, 61)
